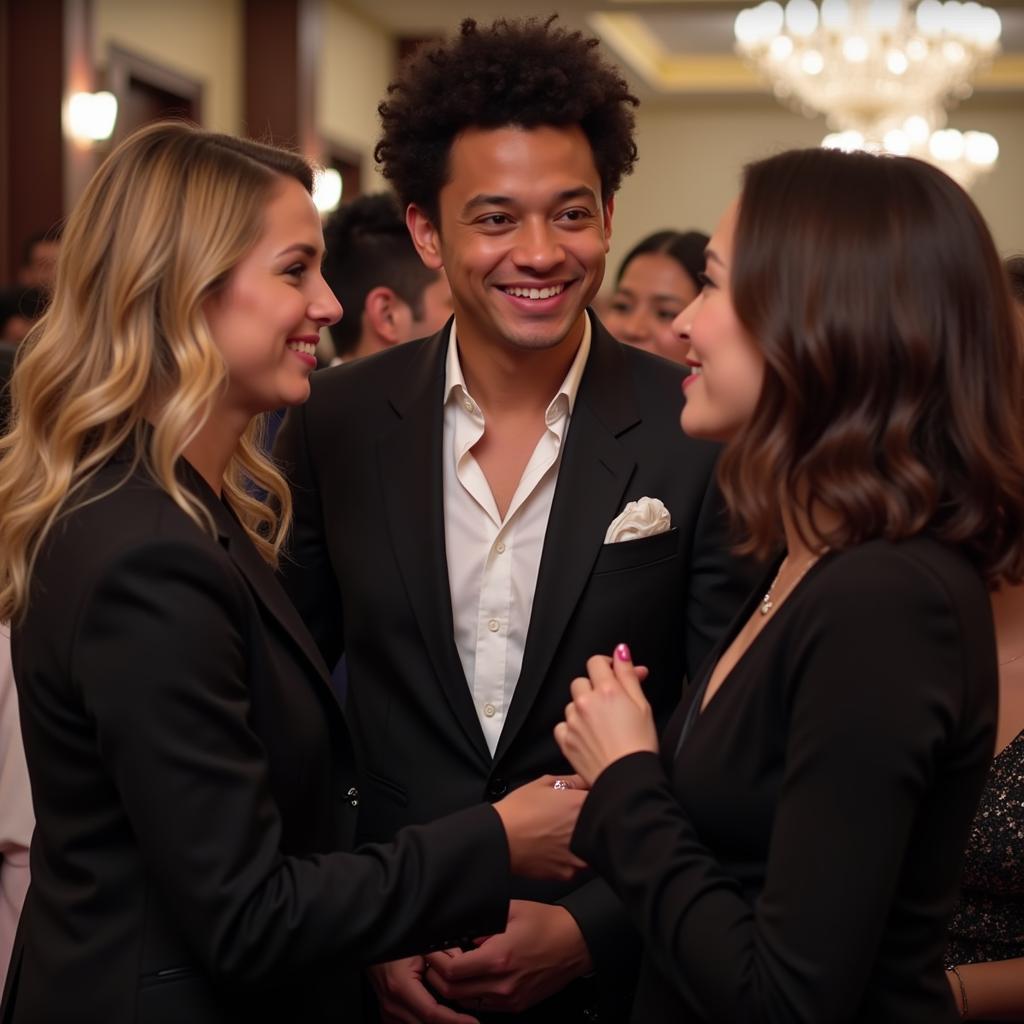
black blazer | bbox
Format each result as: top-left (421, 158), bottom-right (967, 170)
top-left (572, 538), bottom-right (998, 1023)
top-left (274, 316), bottom-right (759, 991)
top-left (2, 457), bottom-right (509, 1024)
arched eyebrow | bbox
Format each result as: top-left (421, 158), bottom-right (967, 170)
top-left (276, 243), bottom-right (327, 266)
top-left (276, 243), bottom-right (320, 259)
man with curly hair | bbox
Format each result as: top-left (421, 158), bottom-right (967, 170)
top-left (276, 17), bottom-right (755, 1023)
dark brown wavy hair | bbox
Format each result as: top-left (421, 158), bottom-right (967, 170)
top-left (719, 148), bottom-right (1024, 585)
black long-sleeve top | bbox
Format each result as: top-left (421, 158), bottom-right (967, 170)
top-left (573, 537), bottom-right (997, 1023)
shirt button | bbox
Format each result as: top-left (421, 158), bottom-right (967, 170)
top-left (483, 703), bottom-right (496, 718)
top-left (487, 619), bottom-right (499, 632)
top-left (463, 399), bottom-right (474, 413)
top-left (495, 541), bottom-right (506, 554)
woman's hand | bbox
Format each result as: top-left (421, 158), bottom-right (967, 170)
top-left (493, 775), bottom-right (588, 881)
top-left (554, 644), bottom-right (658, 787)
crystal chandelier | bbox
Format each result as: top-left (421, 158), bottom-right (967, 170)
top-left (734, 0), bottom-right (1002, 187)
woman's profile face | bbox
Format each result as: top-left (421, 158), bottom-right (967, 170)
top-left (604, 251), bottom-right (698, 365)
top-left (676, 200), bottom-right (764, 442)
top-left (205, 175), bottom-right (341, 418)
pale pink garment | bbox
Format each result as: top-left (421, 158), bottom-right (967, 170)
top-left (0, 629), bottom-right (32, 992)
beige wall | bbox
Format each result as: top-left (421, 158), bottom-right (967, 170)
top-left (607, 94), bottom-right (1024, 289)
top-left (93, 0), bottom-right (243, 134)
top-left (317, 2), bottom-right (393, 192)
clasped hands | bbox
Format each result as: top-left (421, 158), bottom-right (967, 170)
top-left (372, 645), bottom-right (658, 1023)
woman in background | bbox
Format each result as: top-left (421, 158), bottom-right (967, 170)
top-left (556, 148), bottom-right (1024, 1022)
top-left (0, 122), bottom-right (584, 1024)
top-left (0, 629), bottom-right (31, 994)
top-left (942, 255), bottom-right (1024, 1021)
top-left (603, 229), bottom-right (708, 365)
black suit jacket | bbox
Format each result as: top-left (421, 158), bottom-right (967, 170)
top-left (2, 457), bottom-right (509, 1024)
top-left (572, 538), bottom-right (997, 1023)
top-left (274, 316), bottom-right (758, 997)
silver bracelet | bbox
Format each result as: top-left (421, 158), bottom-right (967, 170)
top-left (948, 965), bottom-right (969, 1019)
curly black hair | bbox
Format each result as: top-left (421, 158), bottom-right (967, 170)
top-left (376, 16), bottom-right (639, 225)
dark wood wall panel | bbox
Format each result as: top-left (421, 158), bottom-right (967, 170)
top-left (243, 0), bottom-right (321, 160)
top-left (2, 0), bottom-right (65, 282)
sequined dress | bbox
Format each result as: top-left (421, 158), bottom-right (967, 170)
top-left (946, 729), bottom-right (1024, 967)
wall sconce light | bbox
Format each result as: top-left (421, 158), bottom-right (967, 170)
top-left (65, 91), bottom-right (118, 142)
top-left (312, 168), bottom-right (343, 214)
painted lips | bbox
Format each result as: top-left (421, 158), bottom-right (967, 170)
top-left (286, 338), bottom-right (318, 368)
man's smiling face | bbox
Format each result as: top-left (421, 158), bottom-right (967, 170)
top-left (409, 124), bottom-right (613, 355)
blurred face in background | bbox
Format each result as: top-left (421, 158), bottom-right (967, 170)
top-left (18, 239), bottom-right (61, 292)
top-left (604, 251), bottom-right (698, 365)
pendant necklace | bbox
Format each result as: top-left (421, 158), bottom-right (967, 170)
top-left (759, 553), bottom-right (823, 617)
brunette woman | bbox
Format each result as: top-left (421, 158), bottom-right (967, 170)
top-left (556, 148), bottom-right (1024, 1023)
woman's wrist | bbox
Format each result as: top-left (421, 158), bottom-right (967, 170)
top-left (947, 964), bottom-right (969, 1019)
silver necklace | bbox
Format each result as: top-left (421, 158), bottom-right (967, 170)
top-left (759, 554), bottom-right (822, 617)
top-left (1000, 651), bottom-right (1024, 667)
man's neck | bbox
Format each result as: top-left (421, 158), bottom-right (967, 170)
top-left (456, 313), bottom-right (587, 417)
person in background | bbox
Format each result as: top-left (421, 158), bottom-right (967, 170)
top-left (0, 288), bottom-right (48, 433)
top-left (942, 254), bottom-right (1024, 1021)
top-left (324, 192), bottom-right (452, 365)
top-left (0, 289), bottom-right (48, 347)
top-left (602, 230), bottom-right (708, 366)
top-left (555, 148), bottom-right (1024, 1023)
top-left (0, 628), bottom-right (31, 995)
top-left (14, 229), bottom-right (61, 293)
top-left (1006, 253), bottom-right (1024, 310)
top-left (0, 121), bottom-right (585, 1024)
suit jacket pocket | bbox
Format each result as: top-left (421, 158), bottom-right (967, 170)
top-left (592, 527), bottom-right (679, 575)
top-left (137, 967), bottom-right (223, 1024)
top-left (365, 769), bottom-right (409, 807)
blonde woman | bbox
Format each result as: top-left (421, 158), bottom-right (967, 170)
top-left (0, 123), bottom-right (584, 1024)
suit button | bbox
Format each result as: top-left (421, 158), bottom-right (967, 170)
top-left (487, 778), bottom-right (508, 800)
top-left (347, 786), bottom-right (359, 807)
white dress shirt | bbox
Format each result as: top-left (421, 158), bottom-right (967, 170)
top-left (443, 318), bottom-right (592, 756)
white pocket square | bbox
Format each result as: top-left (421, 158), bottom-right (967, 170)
top-left (604, 497), bottom-right (671, 544)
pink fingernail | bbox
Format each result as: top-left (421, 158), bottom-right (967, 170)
top-left (615, 643), bottom-right (631, 661)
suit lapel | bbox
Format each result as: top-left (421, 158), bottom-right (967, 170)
top-left (183, 466), bottom-right (336, 702)
top-left (377, 327), bottom-right (492, 767)
top-left (495, 319), bottom-right (640, 760)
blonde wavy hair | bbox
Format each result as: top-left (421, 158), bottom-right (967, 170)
top-left (0, 121), bottom-right (315, 623)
